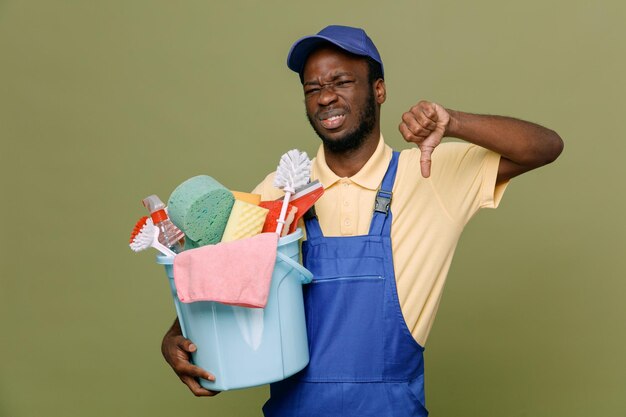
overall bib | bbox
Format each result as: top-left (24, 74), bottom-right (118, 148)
top-left (263, 152), bottom-right (428, 417)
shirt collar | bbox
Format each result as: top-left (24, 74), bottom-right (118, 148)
top-left (311, 135), bottom-right (392, 191)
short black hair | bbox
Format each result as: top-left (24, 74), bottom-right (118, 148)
top-left (298, 48), bottom-right (384, 85)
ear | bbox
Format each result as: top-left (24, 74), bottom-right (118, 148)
top-left (374, 79), bottom-right (386, 104)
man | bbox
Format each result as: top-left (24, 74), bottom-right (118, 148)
top-left (161, 25), bottom-right (563, 416)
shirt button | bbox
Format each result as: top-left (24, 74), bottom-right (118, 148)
top-left (343, 200), bottom-right (350, 206)
top-left (344, 219), bottom-right (351, 226)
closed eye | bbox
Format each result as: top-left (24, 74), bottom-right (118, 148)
top-left (303, 77), bottom-right (355, 97)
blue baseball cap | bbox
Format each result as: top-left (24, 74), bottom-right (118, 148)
top-left (287, 25), bottom-right (384, 77)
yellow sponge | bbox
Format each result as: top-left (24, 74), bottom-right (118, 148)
top-left (231, 191), bottom-right (262, 206)
top-left (221, 200), bottom-right (269, 242)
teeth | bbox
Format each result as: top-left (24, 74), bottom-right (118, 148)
top-left (324, 115), bottom-right (342, 121)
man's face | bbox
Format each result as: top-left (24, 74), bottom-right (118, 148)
top-left (302, 46), bottom-right (380, 153)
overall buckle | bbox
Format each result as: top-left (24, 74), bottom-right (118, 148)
top-left (374, 190), bottom-right (392, 215)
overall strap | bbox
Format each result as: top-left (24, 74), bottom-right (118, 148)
top-left (303, 206), bottom-right (324, 239)
top-left (369, 151), bottom-right (400, 237)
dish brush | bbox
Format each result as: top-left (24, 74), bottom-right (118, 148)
top-left (129, 216), bottom-right (177, 257)
top-left (273, 149), bottom-right (311, 235)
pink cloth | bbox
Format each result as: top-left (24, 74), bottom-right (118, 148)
top-left (173, 233), bottom-right (279, 308)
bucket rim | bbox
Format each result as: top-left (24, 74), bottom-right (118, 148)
top-left (155, 228), bottom-right (303, 265)
top-left (278, 227), bottom-right (303, 247)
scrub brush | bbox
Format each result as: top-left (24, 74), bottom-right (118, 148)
top-left (129, 216), bottom-right (177, 257)
top-left (273, 149), bottom-right (311, 236)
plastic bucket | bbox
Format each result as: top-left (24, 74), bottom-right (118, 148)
top-left (156, 229), bottom-right (312, 391)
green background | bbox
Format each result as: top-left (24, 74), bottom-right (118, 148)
top-left (1, 0), bottom-right (624, 416)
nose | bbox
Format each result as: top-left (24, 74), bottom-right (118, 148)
top-left (317, 84), bottom-right (338, 106)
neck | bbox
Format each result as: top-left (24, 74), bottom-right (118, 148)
top-left (323, 128), bottom-right (380, 177)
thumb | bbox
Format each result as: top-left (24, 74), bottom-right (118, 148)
top-left (420, 145), bottom-right (434, 178)
top-left (177, 336), bottom-right (197, 353)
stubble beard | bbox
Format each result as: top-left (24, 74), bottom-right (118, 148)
top-left (306, 90), bottom-right (377, 154)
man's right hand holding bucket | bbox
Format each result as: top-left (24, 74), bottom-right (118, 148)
top-left (161, 319), bottom-right (220, 397)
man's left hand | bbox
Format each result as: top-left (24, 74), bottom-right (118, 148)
top-left (399, 100), bottom-right (450, 178)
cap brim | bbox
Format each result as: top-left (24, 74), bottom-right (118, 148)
top-left (286, 35), bottom-right (365, 75)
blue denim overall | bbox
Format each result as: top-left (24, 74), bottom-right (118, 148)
top-left (263, 152), bottom-right (428, 417)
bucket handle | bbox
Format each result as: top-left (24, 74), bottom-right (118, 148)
top-left (276, 251), bottom-right (313, 284)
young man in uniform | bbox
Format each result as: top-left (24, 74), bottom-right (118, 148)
top-left (161, 25), bottom-right (563, 416)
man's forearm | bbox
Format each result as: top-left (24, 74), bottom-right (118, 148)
top-left (446, 110), bottom-right (564, 176)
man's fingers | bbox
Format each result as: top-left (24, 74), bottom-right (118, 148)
top-left (400, 123), bottom-right (439, 177)
top-left (413, 100), bottom-right (438, 120)
top-left (168, 335), bottom-right (215, 381)
top-left (173, 359), bottom-right (215, 382)
top-left (169, 348), bottom-right (219, 397)
top-left (399, 121), bottom-right (427, 144)
top-left (400, 112), bottom-right (420, 135)
top-left (179, 375), bottom-right (220, 397)
top-left (409, 104), bottom-right (438, 130)
top-left (400, 101), bottom-right (445, 178)
top-left (399, 122), bottom-right (414, 142)
top-left (163, 331), bottom-right (220, 398)
top-left (175, 336), bottom-right (197, 353)
top-left (401, 112), bottom-right (433, 138)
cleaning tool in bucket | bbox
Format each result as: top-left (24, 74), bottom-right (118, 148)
top-left (142, 194), bottom-right (185, 253)
top-left (167, 175), bottom-right (235, 248)
top-left (220, 200), bottom-right (269, 242)
top-left (285, 179), bottom-right (324, 234)
top-left (260, 201), bottom-right (298, 235)
top-left (173, 232), bottom-right (279, 308)
top-left (230, 191), bottom-right (262, 205)
top-left (273, 150), bottom-right (311, 236)
top-left (129, 216), bottom-right (176, 257)
top-left (156, 228), bottom-right (312, 391)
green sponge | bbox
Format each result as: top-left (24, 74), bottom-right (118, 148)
top-left (167, 175), bottom-right (235, 246)
top-left (183, 237), bottom-right (200, 250)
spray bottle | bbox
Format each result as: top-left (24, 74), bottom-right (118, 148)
top-left (142, 194), bottom-right (185, 253)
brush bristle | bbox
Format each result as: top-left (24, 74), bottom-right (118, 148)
top-left (129, 217), bottom-right (156, 252)
top-left (129, 216), bottom-right (149, 243)
top-left (273, 149), bottom-right (311, 192)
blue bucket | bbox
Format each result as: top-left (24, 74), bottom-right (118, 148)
top-left (157, 229), bottom-right (312, 391)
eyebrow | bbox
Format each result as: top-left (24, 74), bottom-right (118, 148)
top-left (303, 72), bottom-right (352, 87)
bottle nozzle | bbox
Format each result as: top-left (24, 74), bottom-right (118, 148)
top-left (142, 195), bottom-right (165, 213)
top-left (142, 194), bottom-right (168, 224)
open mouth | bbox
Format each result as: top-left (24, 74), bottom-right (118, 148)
top-left (319, 113), bottom-right (346, 130)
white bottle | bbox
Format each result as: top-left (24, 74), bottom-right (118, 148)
top-left (142, 194), bottom-right (185, 253)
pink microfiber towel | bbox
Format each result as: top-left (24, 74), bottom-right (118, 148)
top-left (173, 233), bottom-right (279, 308)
